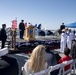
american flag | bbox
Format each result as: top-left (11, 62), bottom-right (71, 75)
top-left (12, 20), bottom-right (17, 29)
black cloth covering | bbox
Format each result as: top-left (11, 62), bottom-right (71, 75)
top-left (0, 56), bottom-right (19, 75)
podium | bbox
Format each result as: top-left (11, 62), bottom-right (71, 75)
top-left (24, 25), bottom-right (35, 41)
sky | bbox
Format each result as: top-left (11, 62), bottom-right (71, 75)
top-left (0, 0), bottom-right (76, 30)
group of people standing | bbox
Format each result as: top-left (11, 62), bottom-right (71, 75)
top-left (0, 20), bottom-right (25, 49)
top-left (60, 28), bottom-right (75, 53)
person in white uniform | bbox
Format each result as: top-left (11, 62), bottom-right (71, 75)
top-left (71, 30), bottom-right (75, 41)
top-left (67, 29), bottom-right (73, 49)
top-left (60, 29), bottom-right (67, 53)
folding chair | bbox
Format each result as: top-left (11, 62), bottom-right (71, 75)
top-left (32, 68), bottom-right (50, 75)
top-left (21, 66), bottom-right (50, 75)
top-left (62, 59), bottom-right (73, 75)
top-left (48, 63), bottom-right (64, 75)
top-left (72, 59), bottom-right (76, 75)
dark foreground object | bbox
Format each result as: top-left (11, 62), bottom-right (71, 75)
top-left (0, 56), bottom-right (19, 75)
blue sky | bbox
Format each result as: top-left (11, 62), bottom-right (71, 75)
top-left (0, 0), bottom-right (76, 30)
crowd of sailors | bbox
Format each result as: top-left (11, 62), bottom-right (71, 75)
top-left (60, 28), bottom-right (75, 53)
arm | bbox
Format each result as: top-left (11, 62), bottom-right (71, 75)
top-left (19, 23), bottom-right (21, 30)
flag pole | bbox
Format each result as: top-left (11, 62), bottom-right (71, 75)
top-left (11, 17), bottom-right (17, 50)
top-left (14, 17), bottom-right (17, 50)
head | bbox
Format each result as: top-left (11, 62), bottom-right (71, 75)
top-left (62, 29), bottom-right (65, 33)
top-left (64, 47), bottom-right (70, 56)
top-left (69, 28), bottom-right (71, 33)
top-left (45, 46), bottom-right (51, 53)
top-left (65, 28), bottom-right (68, 31)
top-left (21, 20), bottom-right (24, 23)
top-left (2, 24), bottom-right (6, 29)
top-left (62, 23), bottom-right (64, 25)
top-left (60, 23), bottom-right (65, 30)
top-left (29, 45), bottom-right (46, 72)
